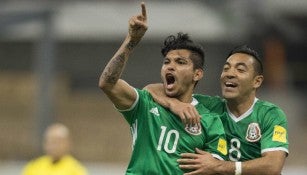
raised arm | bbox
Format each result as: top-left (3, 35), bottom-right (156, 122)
top-left (99, 2), bottom-right (147, 110)
top-left (145, 83), bottom-right (201, 125)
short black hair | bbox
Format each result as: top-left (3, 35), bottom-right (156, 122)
top-left (161, 32), bottom-right (205, 70)
top-left (228, 45), bottom-right (263, 75)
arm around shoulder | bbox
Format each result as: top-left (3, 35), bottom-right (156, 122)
top-left (145, 83), bottom-right (201, 125)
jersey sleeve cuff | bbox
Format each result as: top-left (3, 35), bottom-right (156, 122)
top-left (116, 88), bottom-right (139, 112)
top-left (261, 147), bottom-right (289, 155)
top-left (211, 153), bottom-right (224, 160)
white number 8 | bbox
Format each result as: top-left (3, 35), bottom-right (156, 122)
top-left (229, 138), bottom-right (241, 161)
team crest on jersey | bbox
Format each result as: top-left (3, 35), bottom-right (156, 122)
top-left (246, 123), bottom-right (261, 142)
top-left (185, 124), bottom-right (202, 135)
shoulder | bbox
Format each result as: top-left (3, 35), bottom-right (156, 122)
top-left (255, 100), bottom-right (286, 116)
top-left (254, 99), bottom-right (288, 125)
top-left (194, 94), bottom-right (224, 106)
top-left (31, 155), bottom-right (50, 163)
top-left (118, 88), bottom-right (152, 112)
top-left (62, 155), bottom-right (88, 174)
top-left (62, 155), bottom-right (87, 169)
top-left (193, 94), bottom-right (222, 102)
top-left (136, 88), bottom-right (153, 100)
top-left (23, 155), bottom-right (50, 168)
top-left (200, 112), bottom-right (223, 127)
top-left (193, 94), bottom-right (226, 113)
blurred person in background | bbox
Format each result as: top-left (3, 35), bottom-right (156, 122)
top-left (98, 2), bottom-right (227, 174)
top-left (21, 123), bottom-right (88, 175)
top-left (146, 45), bottom-right (289, 175)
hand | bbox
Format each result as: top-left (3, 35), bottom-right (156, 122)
top-left (144, 83), bottom-right (201, 126)
top-left (169, 100), bottom-right (201, 126)
top-left (128, 2), bottom-right (148, 41)
top-left (178, 148), bottom-right (220, 175)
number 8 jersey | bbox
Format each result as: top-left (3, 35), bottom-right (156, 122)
top-left (193, 94), bottom-right (289, 161)
top-left (119, 89), bottom-right (227, 175)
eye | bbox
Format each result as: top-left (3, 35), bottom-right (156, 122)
top-left (237, 66), bottom-right (246, 72)
top-left (237, 68), bottom-right (244, 72)
top-left (178, 60), bottom-right (185, 64)
top-left (223, 65), bottom-right (229, 71)
top-left (176, 58), bottom-right (187, 65)
top-left (163, 59), bottom-right (170, 64)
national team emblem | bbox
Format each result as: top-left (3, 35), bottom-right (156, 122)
top-left (185, 124), bottom-right (202, 135)
top-left (246, 123), bottom-right (261, 142)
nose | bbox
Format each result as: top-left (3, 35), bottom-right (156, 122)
top-left (164, 62), bottom-right (175, 71)
top-left (223, 68), bottom-right (236, 78)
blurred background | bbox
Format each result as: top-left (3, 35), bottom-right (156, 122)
top-left (0, 0), bottom-right (306, 174)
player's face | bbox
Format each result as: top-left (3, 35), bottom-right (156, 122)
top-left (161, 49), bottom-right (203, 102)
top-left (220, 53), bottom-right (263, 102)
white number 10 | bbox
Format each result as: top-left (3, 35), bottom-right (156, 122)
top-left (157, 126), bottom-right (179, 153)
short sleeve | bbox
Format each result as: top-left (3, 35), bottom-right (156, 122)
top-left (260, 107), bottom-right (289, 154)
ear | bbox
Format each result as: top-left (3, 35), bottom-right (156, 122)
top-left (253, 75), bottom-right (264, 89)
top-left (193, 69), bottom-right (204, 82)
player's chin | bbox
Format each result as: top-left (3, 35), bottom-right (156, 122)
top-left (222, 91), bottom-right (237, 100)
top-left (165, 89), bottom-right (177, 98)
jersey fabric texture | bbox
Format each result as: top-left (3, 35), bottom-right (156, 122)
top-left (119, 89), bottom-right (227, 175)
top-left (22, 155), bottom-right (88, 175)
top-left (193, 94), bottom-right (289, 161)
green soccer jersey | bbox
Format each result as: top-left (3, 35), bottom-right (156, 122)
top-left (193, 94), bottom-right (289, 161)
top-left (120, 89), bottom-right (227, 175)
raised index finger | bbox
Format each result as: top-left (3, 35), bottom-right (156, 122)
top-left (141, 2), bottom-right (147, 20)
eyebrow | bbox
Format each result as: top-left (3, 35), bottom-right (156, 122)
top-left (224, 62), bottom-right (248, 68)
top-left (236, 62), bottom-right (248, 68)
top-left (165, 56), bottom-right (189, 60)
top-left (224, 62), bottom-right (230, 66)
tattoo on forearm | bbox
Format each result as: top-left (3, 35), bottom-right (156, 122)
top-left (101, 52), bottom-right (125, 84)
top-left (101, 38), bottom-right (139, 85)
top-left (126, 40), bottom-right (139, 51)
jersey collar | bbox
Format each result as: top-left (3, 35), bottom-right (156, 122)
top-left (227, 97), bottom-right (258, 122)
top-left (191, 97), bottom-right (199, 106)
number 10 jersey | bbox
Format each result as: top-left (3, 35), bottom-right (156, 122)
top-left (120, 89), bottom-right (227, 175)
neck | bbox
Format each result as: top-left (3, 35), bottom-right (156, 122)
top-left (227, 96), bottom-right (255, 117)
top-left (51, 156), bottom-right (62, 164)
top-left (177, 94), bottom-right (193, 103)
top-left (50, 154), bottom-right (68, 164)
top-left (177, 89), bottom-right (194, 103)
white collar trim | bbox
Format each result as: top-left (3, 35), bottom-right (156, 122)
top-left (191, 97), bottom-right (199, 106)
top-left (227, 98), bottom-right (258, 122)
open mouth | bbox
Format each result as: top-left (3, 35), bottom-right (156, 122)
top-left (225, 82), bottom-right (237, 88)
top-left (166, 73), bottom-right (175, 89)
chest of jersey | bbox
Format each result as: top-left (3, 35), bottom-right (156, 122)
top-left (221, 113), bottom-right (262, 161)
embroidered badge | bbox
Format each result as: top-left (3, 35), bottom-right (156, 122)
top-left (246, 123), bottom-right (261, 142)
top-left (272, 125), bottom-right (287, 143)
top-left (217, 138), bottom-right (228, 155)
top-left (185, 124), bottom-right (202, 135)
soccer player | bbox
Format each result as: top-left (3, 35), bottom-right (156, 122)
top-left (98, 2), bottom-right (227, 174)
top-left (146, 45), bottom-right (289, 175)
top-left (22, 123), bottom-right (88, 175)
